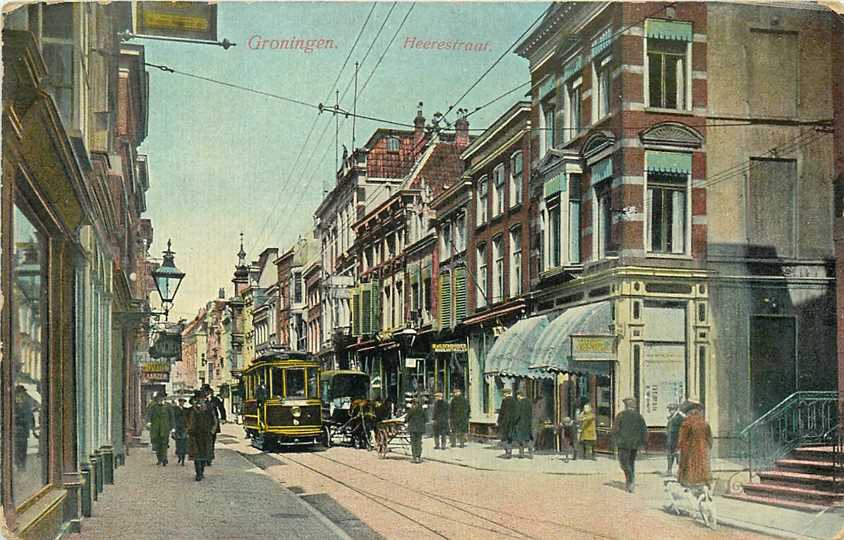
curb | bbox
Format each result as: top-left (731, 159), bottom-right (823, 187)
top-left (716, 516), bottom-right (820, 540)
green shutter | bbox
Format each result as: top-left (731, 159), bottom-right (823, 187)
top-left (351, 287), bottom-right (361, 336)
top-left (563, 55), bottom-right (582, 81)
top-left (591, 27), bottom-right (613, 58)
top-left (370, 278), bottom-right (381, 334)
top-left (439, 273), bottom-right (452, 329)
top-left (590, 158), bottom-right (613, 185)
top-left (646, 151), bottom-right (692, 175)
top-left (454, 267), bottom-right (468, 323)
top-left (645, 19), bottom-right (692, 42)
top-left (361, 284), bottom-right (372, 335)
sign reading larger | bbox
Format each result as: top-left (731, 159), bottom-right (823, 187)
top-left (134, 2), bottom-right (218, 41)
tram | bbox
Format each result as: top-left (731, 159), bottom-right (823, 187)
top-left (242, 347), bottom-right (322, 450)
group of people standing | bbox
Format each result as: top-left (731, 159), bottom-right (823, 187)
top-left (145, 384), bottom-right (227, 481)
top-left (405, 388), bottom-right (470, 463)
top-left (495, 389), bottom-right (537, 459)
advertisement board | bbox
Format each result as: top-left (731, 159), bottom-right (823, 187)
top-left (134, 1), bottom-right (218, 42)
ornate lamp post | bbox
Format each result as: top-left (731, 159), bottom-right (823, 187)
top-left (151, 239), bottom-right (185, 320)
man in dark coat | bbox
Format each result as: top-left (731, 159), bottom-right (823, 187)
top-left (146, 391), bottom-right (174, 466)
top-left (514, 391), bottom-right (534, 458)
top-left (188, 389), bottom-right (218, 481)
top-left (432, 392), bottom-right (449, 450)
top-left (406, 397), bottom-right (427, 463)
top-left (13, 385), bottom-right (35, 469)
top-left (173, 398), bottom-right (190, 465)
top-left (201, 384), bottom-right (226, 466)
top-left (496, 388), bottom-right (517, 458)
top-left (665, 403), bottom-right (685, 475)
top-left (448, 388), bottom-right (470, 448)
top-left (612, 397), bottom-right (648, 493)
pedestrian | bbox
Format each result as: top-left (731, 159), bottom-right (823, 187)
top-left (514, 390), bottom-right (534, 458)
top-left (201, 384), bottom-right (226, 466)
top-left (560, 417), bottom-right (578, 462)
top-left (432, 392), bottom-right (449, 450)
top-left (146, 391), bottom-right (174, 466)
top-left (255, 377), bottom-right (268, 427)
top-left (677, 400), bottom-right (713, 488)
top-left (13, 385), bottom-right (35, 469)
top-left (578, 403), bottom-right (597, 460)
top-left (531, 395), bottom-right (547, 450)
top-left (173, 398), bottom-right (190, 465)
top-left (496, 388), bottom-right (518, 459)
top-left (188, 389), bottom-right (218, 481)
top-left (448, 388), bottom-right (470, 448)
top-left (612, 397), bottom-right (648, 493)
top-left (665, 403), bottom-right (685, 475)
top-left (406, 396), bottom-right (427, 464)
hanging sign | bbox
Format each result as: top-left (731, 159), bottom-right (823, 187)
top-left (133, 1), bottom-right (218, 42)
top-left (150, 331), bottom-right (182, 359)
top-left (141, 361), bottom-right (170, 383)
top-left (431, 342), bottom-right (468, 353)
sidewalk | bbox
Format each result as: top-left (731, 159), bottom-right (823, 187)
top-left (395, 436), bottom-right (844, 540)
top-left (67, 431), bottom-right (346, 540)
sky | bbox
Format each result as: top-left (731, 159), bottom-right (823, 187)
top-left (139, 1), bottom-right (548, 320)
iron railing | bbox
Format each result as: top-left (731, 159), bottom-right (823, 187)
top-left (740, 391), bottom-right (839, 480)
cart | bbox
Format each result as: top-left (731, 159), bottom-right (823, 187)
top-left (374, 417), bottom-right (410, 458)
top-left (323, 399), bottom-right (375, 449)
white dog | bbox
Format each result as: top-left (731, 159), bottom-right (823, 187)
top-left (663, 478), bottom-right (717, 530)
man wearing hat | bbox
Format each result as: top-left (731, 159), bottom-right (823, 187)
top-left (146, 391), bottom-right (175, 466)
top-left (406, 396), bottom-right (427, 463)
top-left (173, 398), bottom-right (190, 465)
top-left (665, 403), bottom-right (685, 475)
top-left (201, 384), bottom-right (227, 466)
top-left (514, 390), bottom-right (534, 458)
top-left (496, 388), bottom-right (518, 458)
top-left (449, 388), bottom-right (470, 448)
top-left (432, 391), bottom-right (450, 450)
top-left (612, 397), bottom-right (648, 493)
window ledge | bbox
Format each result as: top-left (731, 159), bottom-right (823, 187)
top-left (508, 202), bottom-right (523, 214)
top-left (475, 222), bottom-right (488, 233)
top-left (644, 107), bottom-right (694, 117)
top-left (646, 252), bottom-right (693, 260)
top-left (489, 214), bottom-right (504, 226)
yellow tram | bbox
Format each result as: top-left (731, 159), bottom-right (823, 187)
top-left (241, 347), bottom-right (322, 449)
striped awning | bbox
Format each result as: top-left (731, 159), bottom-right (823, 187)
top-left (530, 302), bottom-right (614, 376)
top-left (645, 19), bottom-right (692, 42)
top-left (484, 315), bottom-right (550, 379)
top-left (591, 157), bottom-right (613, 185)
top-left (646, 151), bottom-right (692, 175)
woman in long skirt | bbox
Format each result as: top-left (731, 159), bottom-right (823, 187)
top-left (173, 398), bottom-right (190, 465)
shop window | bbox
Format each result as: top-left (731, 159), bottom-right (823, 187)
top-left (509, 227), bottom-right (522, 296)
top-left (510, 152), bottom-right (523, 207)
top-left (12, 204), bottom-right (49, 506)
top-left (647, 172), bottom-right (687, 254)
top-left (632, 345), bottom-right (641, 406)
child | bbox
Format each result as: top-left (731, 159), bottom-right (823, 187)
top-left (560, 417), bottom-right (578, 462)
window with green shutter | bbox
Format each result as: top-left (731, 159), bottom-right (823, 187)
top-left (361, 284), bottom-right (372, 335)
top-left (454, 267), bottom-right (468, 322)
top-left (351, 287), bottom-right (361, 336)
top-left (370, 279), bottom-right (381, 334)
top-left (439, 272), bottom-right (452, 329)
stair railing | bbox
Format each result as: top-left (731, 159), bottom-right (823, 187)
top-left (740, 391), bottom-right (839, 481)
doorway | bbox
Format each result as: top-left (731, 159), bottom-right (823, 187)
top-left (749, 315), bottom-right (796, 419)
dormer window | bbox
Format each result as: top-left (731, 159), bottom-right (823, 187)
top-left (386, 136), bottom-right (400, 152)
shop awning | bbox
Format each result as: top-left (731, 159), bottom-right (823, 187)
top-left (530, 302), bottom-right (614, 376)
top-left (484, 315), bottom-right (550, 379)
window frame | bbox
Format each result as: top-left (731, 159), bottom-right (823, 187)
top-left (477, 176), bottom-right (489, 226)
top-left (493, 164), bottom-right (505, 217)
top-left (476, 243), bottom-right (488, 309)
top-left (644, 33), bottom-right (692, 112)
top-left (595, 183), bottom-right (614, 259)
top-left (509, 226), bottom-right (522, 297)
top-left (645, 169), bottom-right (690, 256)
top-left (564, 77), bottom-right (582, 144)
top-left (492, 235), bottom-right (504, 303)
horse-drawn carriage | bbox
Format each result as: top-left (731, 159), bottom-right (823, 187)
top-left (321, 370), bottom-right (378, 449)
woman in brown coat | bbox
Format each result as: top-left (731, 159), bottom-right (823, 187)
top-left (188, 389), bottom-right (218, 481)
top-left (677, 405), bottom-right (713, 487)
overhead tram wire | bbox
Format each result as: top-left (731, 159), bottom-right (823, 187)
top-left (359, 2), bottom-right (416, 95)
top-left (248, 3), bottom-right (378, 255)
top-left (256, 3), bottom-right (401, 248)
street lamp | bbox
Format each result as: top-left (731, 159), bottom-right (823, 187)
top-left (151, 239), bottom-right (185, 319)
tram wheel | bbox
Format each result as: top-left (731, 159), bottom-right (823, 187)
top-left (322, 426), bottom-right (332, 448)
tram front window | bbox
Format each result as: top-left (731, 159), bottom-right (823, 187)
top-left (271, 368), bottom-right (284, 399)
top-left (307, 368), bottom-right (318, 399)
top-left (286, 369), bottom-right (306, 398)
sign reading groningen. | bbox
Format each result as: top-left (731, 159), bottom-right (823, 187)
top-left (570, 335), bottom-right (616, 361)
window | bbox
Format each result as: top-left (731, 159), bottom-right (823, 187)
top-left (647, 39), bottom-right (687, 110)
top-left (540, 97), bottom-right (556, 154)
top-left (293, 272), bottom-right (303, 304)
top-left (568, 175), bottom-right (582, 264)
top-left (564, 79), bottom-right (582, 143)
top-left (422, 275), bottom-right (432, 319)
top-left (41, 3), bottom-right (75, 128)
top-left (510, 152), bottom-right (523, 207)
top-left (510, 227), bottom-right (522, 296)
top-left (386, 234), bottom-right (396, 258)
top-left (476, 244), bottom-right (488, 309)
top-left (12, 203), bottom-right (48, 506)
top-left (455, 213), bottom-right (466, 252)
top-left (647, 173), bottom-right (687, 254)
top-left (548, 202), bottom-right (562, 268)
top-left (597, 187), bottom-right (613, 257)
top-left (492, 236), bottom-right (504, 303)
top-left (477, 176), bottom-right (488, 225)
top-left (395, 281), bottom-right (403, 327)
top-left (386, 136), bottom-right (400, 152)
top-left (595, 56), bottom-right (612, 120)
top-left (286, 369), bottom-right (306, 398)
top-left (441, 222), bottom-right (452, 259)
top-left (364, 247), bottom-right (373, 271)
top-left (493, 164), bottom-right (505, 216)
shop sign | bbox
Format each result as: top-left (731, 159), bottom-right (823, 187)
top-left (405, 357), bottom-right (423, 368)
top-left (141, 361), bottom-right (170, 383)
top-left (431, 342), bottom-right (468, 353)
top-left (492, 325), bottom-right (506, 337)
top-left (570, 335), bottom-right (615, 361)
top-left (142, 371), bottom-right (169, 383)
top-left (150, 331), bottom-right (181, 359)
top-left (133, 1), bottom-right (218, 42)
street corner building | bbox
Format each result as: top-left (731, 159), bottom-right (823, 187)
top-left (1, 3), bottom-right (160, 538)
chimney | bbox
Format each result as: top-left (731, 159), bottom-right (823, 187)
top-left (455, 108), bottom-right (470, 149)
top-left (414, 101), bottom-right (426, 147)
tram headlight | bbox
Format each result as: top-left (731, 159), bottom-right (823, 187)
top-left (292, 406), bottom-right (302, 418)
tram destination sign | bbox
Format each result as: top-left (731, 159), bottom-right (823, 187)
top-left (570, 335), bottom-right (616, 361)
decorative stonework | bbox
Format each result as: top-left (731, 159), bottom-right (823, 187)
top-left (581, 130), bottom-right (616, 160)
top-left (639, 122), bottom-right (703, 148)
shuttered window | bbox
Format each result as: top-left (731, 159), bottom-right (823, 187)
top-left (351, 287), bottom-right (361, 336)
top-left (439, 272), bottom-right (452, 329)
top-left (454, 267), bottom-right (468, 323)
